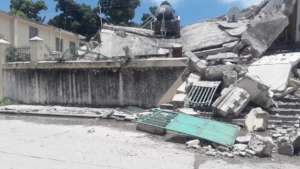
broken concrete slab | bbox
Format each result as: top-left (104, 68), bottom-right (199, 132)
top-left (186, 51), bottom-right (207, 75)
top-left (247, 53), bottom-right (300, 92)
top-left (236, 75), bottom-right (273, 108)
top-left (240, 0), bottom-right (296, 57)
top-left (245, 108), bottom-right (269, 132)
top-left (181, 21), bottom-right (238, 52)
top-left (241, 12), bottom-right (289, 57)
top-left (206, 52), bottom-right (238, 61)
top-left (212, 86), bottom-right (250, 117)
top-left (249, 134), bottom-right (275, 157)
top-left (204, 65), bottom-right (244, 81)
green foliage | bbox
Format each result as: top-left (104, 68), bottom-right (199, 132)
top-left (10, 0), bottom-right (48, 22)
top-left (98, 0), bottom-right (140, 25)
top-left (141, 6), bottom-right (157, 29)
top-left (48, 0), bottom-right (101, 40)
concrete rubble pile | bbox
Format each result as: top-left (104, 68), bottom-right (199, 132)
top-left (142, 0), bottom-right (300, 158)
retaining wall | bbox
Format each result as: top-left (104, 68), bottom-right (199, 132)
top-left (3, 58), bottom-right (187, 108)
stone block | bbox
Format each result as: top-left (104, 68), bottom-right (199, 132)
top-left (212, 86), bottom-right (250, 117)
top-left (171, 93), bottom-right (187, 107)
top-left (236, 75), bottom-right (273, 108)
top-left (245, 108), bottom-right (269, 132)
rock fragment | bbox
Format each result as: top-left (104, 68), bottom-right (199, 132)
top-left (245, 108), bottom-right (269, 132)
top-left (186, 139), bottom-right (200, 149)
top-left (249, 135), bottom-right (275, 157)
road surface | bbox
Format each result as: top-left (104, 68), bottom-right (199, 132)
top-left (0, 114), bottom-right (299, 169)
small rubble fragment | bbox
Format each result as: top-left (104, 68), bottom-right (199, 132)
top-left (291, 132), bottom-right (300, 154)
top-left (236, 135), bottom-right (251, 144)
top-left (278, 137), bottom-right (294, 156)
top-left (234, 144), bottom-right (248, 152)
top-left (178, 108), bottom-right (198, 115)
top-left (186, 139), bottom-right (200, 149)
top-left (249, 135), bottom-right (275, 157)
top-left (245, 108), bottom-right (269, 132)
top-left (171, 93), bottom-right (187, 107)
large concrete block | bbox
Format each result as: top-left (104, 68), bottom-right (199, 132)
top-left (236, 75), bottom-right (273, 108)
top-left (212, 86), bottom-right (250, 117)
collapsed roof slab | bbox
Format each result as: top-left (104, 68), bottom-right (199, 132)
top-left (247, 52), bottom-right (300, 92)
top-left (181, 21), bottom-right (238, 52)
top-left (241, 0), bottom-right (296, 57)
top-left (92, 29), bottom-right (181, 58)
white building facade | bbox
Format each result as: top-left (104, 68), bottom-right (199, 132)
top-left (0, 11), bottom-right (85, 52)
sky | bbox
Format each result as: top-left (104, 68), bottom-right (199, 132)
top-left (0, 0), bottom-right (263, 25)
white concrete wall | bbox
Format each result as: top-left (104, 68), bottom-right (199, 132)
top-left (0, 13), bottom-right (13, 43)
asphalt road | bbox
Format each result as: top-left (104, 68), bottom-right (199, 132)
top-left (0, 114), bottom-right (299, 169)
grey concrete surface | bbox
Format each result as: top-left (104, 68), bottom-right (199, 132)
top-left (3, 62), bottom-right (185, 108)
top-left (0, 115), bottom-right (299, 169)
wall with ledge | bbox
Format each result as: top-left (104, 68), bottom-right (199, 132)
top-left (3, 58), bottom-right (187, 108)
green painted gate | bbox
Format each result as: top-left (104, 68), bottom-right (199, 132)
top-left (137, 109), bottom-right (240, 146)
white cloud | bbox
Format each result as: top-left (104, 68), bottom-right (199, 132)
top-left (219, 0), bottom-right (263, 7)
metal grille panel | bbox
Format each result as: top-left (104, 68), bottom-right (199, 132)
top-left (187, 81), bottom-right (221, 110)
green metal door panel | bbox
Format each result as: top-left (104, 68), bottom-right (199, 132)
top-left (166, 114), bottom-right (240, 146)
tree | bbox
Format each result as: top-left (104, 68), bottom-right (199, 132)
top-left (10, 0), bottom-right (47, 22)
top-left (98, 0), bottom-right (140, 25)
top-left (48, 0), bottom-right (101, 40)
top-left (141, 6), bottom-right (157, 29)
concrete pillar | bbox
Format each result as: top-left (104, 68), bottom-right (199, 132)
top-left (118, 70), bottom-right (124, 106)
top-left (12, 16), bottom-right (18, 47)
top-left (30, 36), bottom-right (44, 63)
top-left (0, 39), bottom-right (10, 99)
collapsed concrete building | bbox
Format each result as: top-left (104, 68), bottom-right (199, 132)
top-left (2, 0), bottom-right (300, 158)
